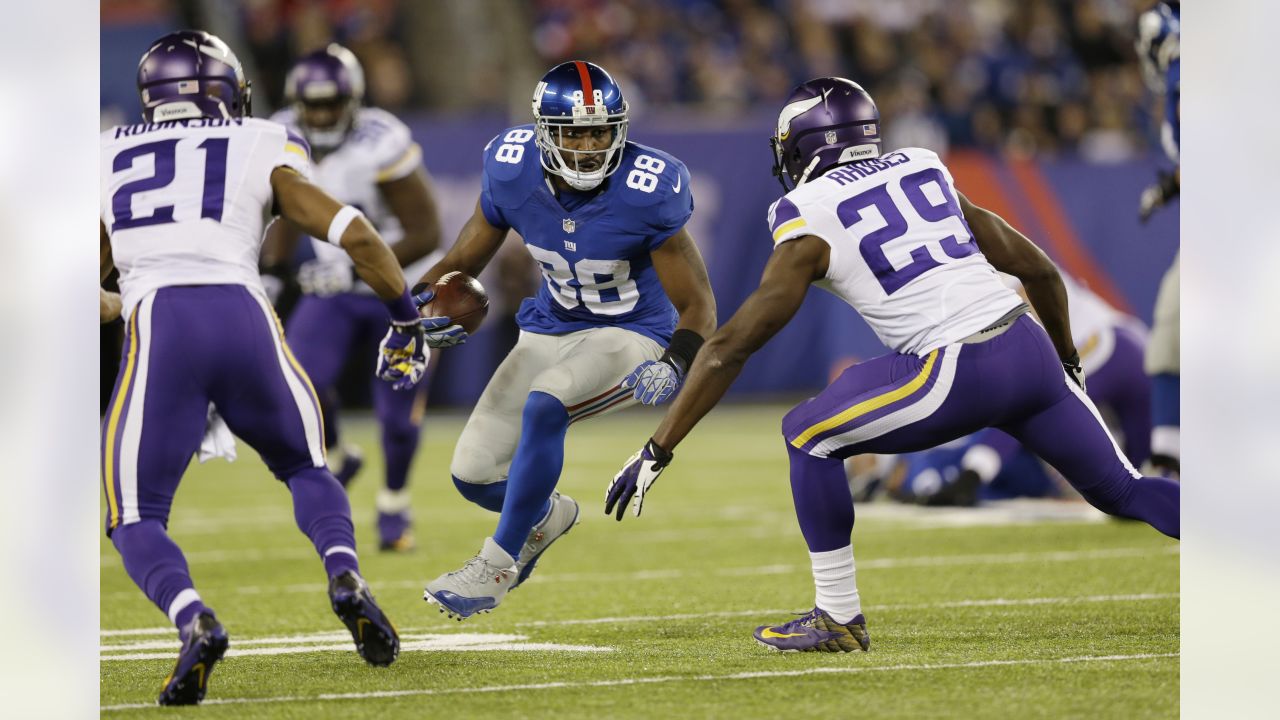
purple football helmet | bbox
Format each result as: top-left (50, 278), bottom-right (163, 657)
top-left (137, 30), bottom-right (251, 122)
top-left (771, 78), bottom-right (882, 190)
top-left (284, 44), bottom-right (366, 151)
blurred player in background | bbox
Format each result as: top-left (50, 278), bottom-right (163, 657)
top-left (101, 31), bottom-right (421, 704)
top-left (417, 61), bottom-right (716, 619)
top-left (262, 44), bottom-right (444, 551)
top-left (1135, 1), bottom-right (1180, 479)
top-left (887, 273), bottom-right (1152, 506)
top-left (606, 78), bottom-right (1180, 653)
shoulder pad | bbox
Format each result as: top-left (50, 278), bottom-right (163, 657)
top-left (616, 142), bottom-right (690, 211)
top-left (483, 124), bottom-right (541, 210)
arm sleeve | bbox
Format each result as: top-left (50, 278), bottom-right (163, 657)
top-left (276, 128), bottom-right (313, 179)
top-left (479, 164), bottom-right (511, 230)
top-left (648, 162), bottom-right (694, 251)
top-left (767, 197), bottom-right (809, 246)
top-left (371, 115), bottom-right (423, 183)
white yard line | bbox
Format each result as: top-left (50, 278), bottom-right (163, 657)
top-left (102, 633), bottom-right (611, 661)
top-left (100, 652), bottom-right (1178, 712)
top-left (101, 545), bottom-right (1177, 601)
top-left (103, 592), bottom-right (1177, 640)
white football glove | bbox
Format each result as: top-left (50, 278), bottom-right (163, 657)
top-left (605, 439), bottom-right (674, 521)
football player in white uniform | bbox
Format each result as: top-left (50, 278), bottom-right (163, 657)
top-left (263, 44), bottom-right (443, 551)
top-left (606, 78), bottom-right (1180, 653)
top-left (101, 31), bottom-right (428, 704)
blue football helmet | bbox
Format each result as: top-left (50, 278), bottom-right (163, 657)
top-left (136, 30), bottom-right (251, 122)
top-left (771, 77), bottom-right (882, 190)
top-left (531, 61), bottom-right (629, 191)
top-left (1136, 1), bottom-right (1179, 92)
top-left (285, 44), bottom-right (366, 151)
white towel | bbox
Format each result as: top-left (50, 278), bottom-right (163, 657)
top-left (197, 404), bottom-right (237, 463)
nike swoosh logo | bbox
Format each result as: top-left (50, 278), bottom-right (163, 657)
top-left (672, 175), bottom-right (682, 193)
top-left (759, 628), bottom-right (807, 639)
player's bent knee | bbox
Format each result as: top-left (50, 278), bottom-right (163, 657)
top-left (522, 391), bottom-right (569, 434)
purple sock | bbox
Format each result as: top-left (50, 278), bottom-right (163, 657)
top-left (374, 382), bottom-right (424, 493)
top-left (111, 519), bottom-right (211, 634)
top-left (287, 467), bottom-right (360, 578)
top-left (787, 443), bottom-right (855, 553)
top-left (1121, 476), bottom-right (1181, 539)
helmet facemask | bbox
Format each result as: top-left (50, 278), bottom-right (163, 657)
top-left (296, 96), bottom-right (358, 152)
top-left (534, 99), bottom-right (628, 191)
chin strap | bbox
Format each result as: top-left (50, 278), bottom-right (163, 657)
top-left (795, 155), bottom-right (822, 186)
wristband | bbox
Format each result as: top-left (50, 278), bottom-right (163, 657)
top-left (384, 289), bottom-right (419, 325)
top-left (327, 205), bottom-right (364, 245)
top-left (660, 329), bottom-right (705, 375)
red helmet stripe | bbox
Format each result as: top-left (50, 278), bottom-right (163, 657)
top-left (574, 61), bottom-right (595, 105)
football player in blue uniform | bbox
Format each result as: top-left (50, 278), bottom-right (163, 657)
top-left (416, 61), bottom-right (716, 619)
top-left (1136, 1), bottom-right (1180, 479)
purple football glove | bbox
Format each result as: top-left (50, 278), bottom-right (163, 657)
top-left (605, 438), bottom-right (674, 521)
top-left (376, 319), bottom-right (434, 391)
top-left (621, 358), bottom-right (684, 405)
top-left (411, 288), bottom-right (468, 348)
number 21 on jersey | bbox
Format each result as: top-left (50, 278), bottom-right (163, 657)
top-left (838, 167), bottom-right (977, 295)
top-left (111, 137), bottom-right (230, 232)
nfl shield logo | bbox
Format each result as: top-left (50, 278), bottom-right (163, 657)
top-left (825, 130), bottom-right (838, 144)
top-left (562, 218), bottom-right (576, 234)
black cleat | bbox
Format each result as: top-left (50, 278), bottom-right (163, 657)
top-left (157, 612), bottom-right (229, 706)
top-left (329, 571), bottom-right (400, 666)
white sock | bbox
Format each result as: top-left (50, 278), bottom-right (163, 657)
top-left (376, 488), bottom-right (412, 514)
top-left (810, 545), bottom-right (861, 624)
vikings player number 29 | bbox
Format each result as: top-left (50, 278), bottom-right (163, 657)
top-left (840, 166), bottom-right (977, 295)
top-left (111, 136), bottom-right (231, 232)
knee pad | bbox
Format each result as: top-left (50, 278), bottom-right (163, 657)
top-left (452, 475), bottom-right (507, 513)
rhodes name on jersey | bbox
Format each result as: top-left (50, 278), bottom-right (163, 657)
top-left (101, 117), bottom-right (311, 317)
top-left (480, 124), bottom-right (693, 344)
top-left (768, 147), bottom-right (1022, 355)
top-left (271, 106), bottom-right (431, 289)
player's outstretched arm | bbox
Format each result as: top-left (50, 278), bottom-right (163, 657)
top-left (413, 199), bottom-right (508, 289)
top-left (959, 192), bottom-right (1076, 363)
top-left (270, 167), bottom-right (407, 301)
top-left (653, 235), bottom-right (826, 450)
top-left (379, 167), bottom-right (443, 266)
top-left (605, 235), bottom-right (827, 520)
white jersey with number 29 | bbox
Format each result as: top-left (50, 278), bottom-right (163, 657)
top-left (767, 147), bottom-right (1022, 355)
top-left (100, 117), bottom-right (311, 319)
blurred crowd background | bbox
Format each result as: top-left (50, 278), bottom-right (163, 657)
top-left (103, 0), bottom-right (1162, 161)
top-left (100, 0), bottom-right (1178, 409)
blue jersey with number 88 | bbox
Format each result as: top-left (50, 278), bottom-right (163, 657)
top-left (480, 124), bottom-right (693, 344)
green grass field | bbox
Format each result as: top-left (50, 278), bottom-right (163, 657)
top-left (101, 404), bottom-right (1179, 718)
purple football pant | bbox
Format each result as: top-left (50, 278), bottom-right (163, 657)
top-left (783, 315), bottom-right (1179, 551)
top-left (286, 293), bottom-right (428, 492)
top-left (1082, 324), bottom-right (1152, 466)
top-left (102, 285), bottom-right (359, 629)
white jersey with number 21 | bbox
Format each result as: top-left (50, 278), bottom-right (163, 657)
top-left (767, 147), bottom-right (1022, 355)
top-left (100, 117), bottom-right (311, 319)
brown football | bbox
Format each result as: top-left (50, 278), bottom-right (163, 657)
top-left (421, 271), bottom-right (489, 333)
